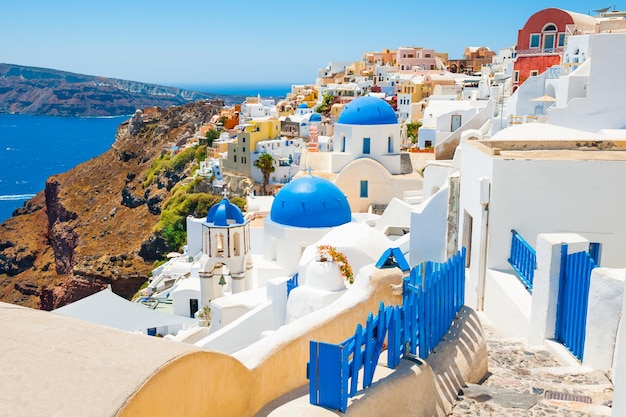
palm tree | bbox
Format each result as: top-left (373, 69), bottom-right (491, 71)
top-left (254, 152), bottom-right (275, 196)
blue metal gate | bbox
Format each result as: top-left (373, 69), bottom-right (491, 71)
top-left (555, 244), bottom-right (597, 361)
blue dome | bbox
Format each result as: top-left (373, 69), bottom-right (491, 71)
top-left (206, 198), bottom-right (245, 226)
top-left (297, 103), bottom-right (309, 109)
top-left (270, 176), bottom-right (351, 228)
top-left (337, 96), bottom-right (398, 125)
top-left (310, 113), bottom-right (322, 122)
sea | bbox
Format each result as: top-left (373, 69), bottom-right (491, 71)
top-left (0, 114), bottom-right (129, 222)
top-left (0, 83), bottom-right (293, 224)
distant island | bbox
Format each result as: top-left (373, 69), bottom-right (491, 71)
top-left (0, 63), bottom-right (244, 117)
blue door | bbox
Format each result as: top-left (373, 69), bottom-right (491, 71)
top-left (555, 244), bottom-right (597, 360)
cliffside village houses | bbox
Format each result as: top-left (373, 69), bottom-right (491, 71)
top-left (6, 6), bottom-right (626, 417)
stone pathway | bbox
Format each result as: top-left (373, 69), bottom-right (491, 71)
top-left (448, 315), bottom-right (614, 416)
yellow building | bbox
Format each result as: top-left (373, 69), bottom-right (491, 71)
top-left (223, 119), bottom-right (281, 178)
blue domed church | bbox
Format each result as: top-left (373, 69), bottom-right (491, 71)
top-left (313, 95), bottom-right (419, 213)
top-left (260, 175), bottom-right (353, 278)
top-left (193, 198), bottom-right (253, 304)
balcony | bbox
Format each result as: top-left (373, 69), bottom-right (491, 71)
top-left (516, 47), bottom-right (564, 57)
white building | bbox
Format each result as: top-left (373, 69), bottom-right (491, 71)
top-left (507, 33), bottom-right (626, 133)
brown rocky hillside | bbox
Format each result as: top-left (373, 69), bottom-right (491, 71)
top-left (0, 100), bottom-right (222, 310)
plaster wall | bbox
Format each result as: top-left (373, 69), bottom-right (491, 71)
top-left (483, 269), bottom-right (531, 338)
top-left (458, 141), bottom-right (494, 309)
top-left (612, 277), bottom-right (626, 416)
top-left (583, 267), bottom-right (626, 373)
top-left (262, 220), bottom-right (331, 274)
top-left (486, 157), bottom-right (626, 270)
top-left (373, 197), bottom-right (413, 234)
top-left (334, 158), bottom-right (421, 213)
top-left (186, 216), bottom-right (204, 256)
top-left (422, 163), bottom-right (455, 200)
top-left (410, 186), bottom-right (449, 266)
top-left (554, 67), bottom-right (588, 108)
top-left (197, 300), bottom-right (275, 353)
top-left (528, 233), bottom-right (589, 345)
top-left (507, 72), bottom-right (548, 117)
top-left (549, 34), bottom-right (626, 131)
top-left (333, 124), bottom-right (401, 155)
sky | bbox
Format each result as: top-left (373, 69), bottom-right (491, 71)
top-left (0, 1), bottom-right (620, 88)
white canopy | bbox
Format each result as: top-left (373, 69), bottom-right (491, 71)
top-left (53, 288), bottom-right (197, 332)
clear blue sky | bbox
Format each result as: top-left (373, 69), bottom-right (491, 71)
top-left (0, 1), bottom-right (618, 87)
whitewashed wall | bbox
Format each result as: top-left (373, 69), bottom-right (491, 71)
top-left (549, 34), bottom-right (626, 131)
top-left (486, 157), bottom-right (626, 270)
top-left (410, 185), bottom-right (449, 266)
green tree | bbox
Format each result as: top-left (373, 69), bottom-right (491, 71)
top-left (253, 152), bottom-right (275, 196)
top-left (314, 93), bottom-right (335, 116)
top-left (161, 221), bottom-right (186, 252)
top-left (406, 121), bottom-right (422, 144)
top-left (205, 129), bottom-right (220, 146)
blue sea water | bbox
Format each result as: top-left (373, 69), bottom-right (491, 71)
top-left (173, 83), bottom-right (294, 99)
top-left (0, 83), bottom-right (293, 224)
top-left (0, 114), bottom-right (129, 223)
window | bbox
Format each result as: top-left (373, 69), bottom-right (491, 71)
top-left (242, 147), bottom-right (245, 153)
top-left (363, 137), bottom-right (370, 154)
top-left (360, 180), bottom-right (368, 198)
top-left (514, 70), bottom-right (520, 83)
top-left (341, 136), bottom-right (346, 152)
top-left (215, 233), bottom-right (225, 256)
top-left (529, 70), bottom-right (539, 77)
top-left (233, 155), bottom-right (237, 162)
top-left (530, 34), bottom-right (540, 48)
top-left (543, 33), bottom-right (555, 51)
top-left (233, 232), bottom-right (241, 256)
top-left (558, 33), bottom-right (566, 47)
top-left (388, 137), bottom-right (393, 153)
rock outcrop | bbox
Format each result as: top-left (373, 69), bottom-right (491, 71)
top-left (0, 100), bottom-right (222, 309)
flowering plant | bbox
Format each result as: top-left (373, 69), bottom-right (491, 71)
top-left (316, 245), bottom-right (353, 284)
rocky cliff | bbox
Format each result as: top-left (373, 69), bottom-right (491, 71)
top-left (0, 63), bottom-right (240, 116)
top-left (0, 101), bottom-right (222, 309)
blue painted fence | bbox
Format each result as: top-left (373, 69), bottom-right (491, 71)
top-left (508, 229), bottom-right (536, 291)
top-left (404, 248), bottom-right (466, 359)
top-left (308, 302), bottom-right (392, 412)
top-left (555, 244), bottom-right (597, 361)
top-left (286, 273), bottom-right (299, 296)
top-left (308, 248), bottom-right (466, 412)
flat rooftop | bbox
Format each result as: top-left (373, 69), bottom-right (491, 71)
top-left (472, 139), bottom-right (626, 161)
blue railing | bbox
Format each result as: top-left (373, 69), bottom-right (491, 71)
top-left (308, 248), bottom-right (466, 412)
top-left (555, 244), bottom-right (597, 361)
top-left (308, 302), bottom-right (392, 412)
top-left (508, 229), bottom-right (536, 291)
top-left (286, 273), bottom-right (299, 297)
top-left (405, 248), bottom-right (466, 359)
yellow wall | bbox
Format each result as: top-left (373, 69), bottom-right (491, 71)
top-left (117, 268), bottom-right (405, 417)
top-left (116, 351), bottom-right (252, 417)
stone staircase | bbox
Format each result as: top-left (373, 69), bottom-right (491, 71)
top-left (448, 314), bottom-right (614, 416)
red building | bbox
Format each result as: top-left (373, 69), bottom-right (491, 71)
top-left (513, 8), bottom-right (597, 89)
